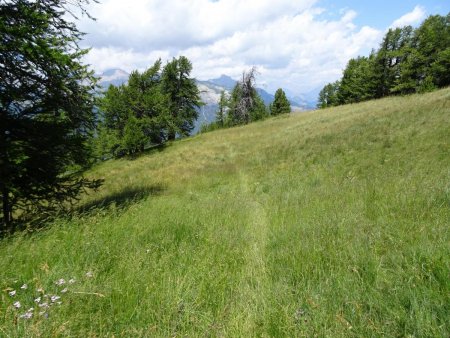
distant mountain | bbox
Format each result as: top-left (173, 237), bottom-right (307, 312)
top-left (97, 68), bottom-right (129, 89)
top-left (96, 69), bottom-right (316, 134)
top-left (206, 75), bottom-right (236, 91)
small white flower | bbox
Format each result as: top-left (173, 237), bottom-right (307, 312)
top-left (9, 290), bottom-right (16, 297)
top-left (19, 312), bottom-right (32, 319)
top-left (85, 271), bottom-right (93, 278)
top-left (55, 278), bottom-right (65, 286)
top-left (13, 301), bottom-right (21, 309)
top-left (61, 288), bottom-right (68, 293)
top-left (68, 278), bottom-right (76, 284)
top-left (20, 284), bottom-right (28, 290)
top-left (27, 308), bottom-right (34, 312)
top-left (34, 297), bottom-right (41, 303)
top-left (57, 301), bottom-right (62, 305)
top-left (19, 311), bottom-right (33, 319)
top-left (38, 302), bottom-right (49, 308)
top-left (50, 295), bottom-right (60, 303)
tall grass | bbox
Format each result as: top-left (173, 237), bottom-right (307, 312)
top-left (1, 88), bottom-right (449, 337)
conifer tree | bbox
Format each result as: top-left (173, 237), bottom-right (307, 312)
top-left (216, 91), bottom-right (228, 127)
top-left (161, 56), bottom-right (202, 140)
top-left (0, 0), bottom-right (101, 230)
top-left (271, 88), bottom-right (291, 115)
top-left (317, 81), bottom-right (340, 108)
top-left (97, 60), bottom-right (167, 157)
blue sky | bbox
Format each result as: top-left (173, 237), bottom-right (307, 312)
top-left (78, 0), bottom-right (449, 95)
top-left (319, 0), bottom-right (448, 29)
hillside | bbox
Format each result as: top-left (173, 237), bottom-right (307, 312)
top-left (1, 88), bottom-right (449, 336)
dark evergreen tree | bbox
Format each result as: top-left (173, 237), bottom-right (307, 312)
top-left (411, 13), bottom-right (450, 91)
top-left (271, 88), bottom-right (291, 115)
top-left (0, 0), bottom-right (101, 230)
top-left (337, 55), bottom-right (377, 104)
top-left (216, 91), bottom-right (228, 127)
top-left (161, 56), bottom-right (202, 140)
top-left (97, 60), bottom-right (166, 157)
top-left (373, 27), bottom-right (414, 97)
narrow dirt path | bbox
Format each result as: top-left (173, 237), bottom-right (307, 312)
top-left (226, 169), bottom-right (270, 334)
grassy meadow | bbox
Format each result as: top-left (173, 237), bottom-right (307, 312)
top-left (1, 88), bottom-right (449, 337)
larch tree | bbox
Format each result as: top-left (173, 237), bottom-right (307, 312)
top-left (0, 0), bottom-right (102, 231)
top-left (161, 56), bottom-right (202, 140)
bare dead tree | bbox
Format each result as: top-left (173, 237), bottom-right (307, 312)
top-left (235, 67), bottom-right (258, 124)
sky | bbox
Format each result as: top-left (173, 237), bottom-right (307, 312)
top-left (78, 0), bottom-right (449, 95)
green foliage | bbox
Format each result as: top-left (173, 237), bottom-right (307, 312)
top-left (317, 81), bottom-right (340, 108)
top-left (199, 121), bottom-right (222, 133)
top-left (270, 88), bottom-right (291, 115)
top-left (318, 13), bottom-right (450, 107)
top-left (97, 56), bottom-right (202, 157)
top-left (161, 56), bottom-right (203, 140)
top-left (97, 60), bottom-right (167, 157)
top-left (0, 0), bottom-right (102, 230)
top-left (432, 47), bottom-right (450, 87)
top-left (338, 55), bottom-right (377, 104)
top-left (216, 91), bottom-right (228, 127)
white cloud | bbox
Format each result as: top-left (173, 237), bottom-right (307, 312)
top-left (80, 0), bottom-right (383, 94)
top-left (390, 5), bottom-right (426, 29)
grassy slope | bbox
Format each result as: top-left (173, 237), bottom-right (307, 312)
top-left (1, 89), bottom-right (449, 337)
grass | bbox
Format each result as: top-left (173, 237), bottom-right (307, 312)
top-left (1, 88), bottom-right (449, 337)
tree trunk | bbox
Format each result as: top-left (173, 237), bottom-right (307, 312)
top-left (1, 187), bottom-right (12, 230)
top-left (168, 130), bottom-right (176, 141)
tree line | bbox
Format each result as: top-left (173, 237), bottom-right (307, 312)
top-left (318, 13), bottom-right (450, 108)
top-left (201, 68), bottom-right (291, 133)
top-left (95, 57), bottom-right (202, 158)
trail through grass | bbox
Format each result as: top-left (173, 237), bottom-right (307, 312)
top-left (0, 88), bottom-right (449, 337)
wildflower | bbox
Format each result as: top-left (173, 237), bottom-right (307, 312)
top-left (13, 301), bottom-right (21, 309)
top-left (20, 284), bottom-right (28, 290)
top-left (61, 288), bottom-right (68, 293)
top-left (68, 278), bottom-right (76, 284)
top-left (294, 308), bottom-right (306, 321)
top-left (55, 278), bottom-right (65, 286)
top-left (38, 302), bottom-right (49, 308)
top-left (50, 295), bottom-right (60, 303)
top-left (27, 308), bottom-right (34, 312)
top-left (34, 297), bottom-right (41, 303)
top-left (86, 271), bottom-right (93, 278)
top-left (19, 311), bottom-right (33, 319)
top-left (9, 290), bottom-right (16, 297)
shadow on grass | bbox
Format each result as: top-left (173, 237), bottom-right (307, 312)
top-left (78, 184), bottom-right (165, 215)
top-left (0, 185), bottom-right (165, 239)
top-left (125, 143), bottom-right (169, 161)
